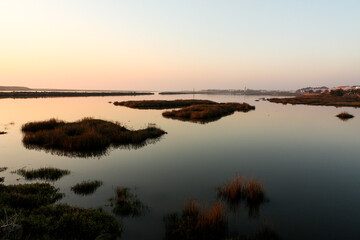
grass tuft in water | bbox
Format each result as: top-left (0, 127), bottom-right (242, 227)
top-left (164, 199), bottom-right (227, 240)
top-left (71, 180), bottom-right (103, 195)
top-left (109, 187), bottom-right (148, 217)
top-left (336, 112), bottom-right (354, 120)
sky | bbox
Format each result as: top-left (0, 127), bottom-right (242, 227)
top-left (0, 0), bottom-right (359, 91)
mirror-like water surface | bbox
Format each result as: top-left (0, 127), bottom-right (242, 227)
top-left (1, 94), bottom-right (360, 240)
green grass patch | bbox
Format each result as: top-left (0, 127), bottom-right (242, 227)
top-left (0, 183), bottom-right (63, 209)
top-left (71, 180), bottom-right (103, 195)
top-left (14, 167), bottom-right (70, 181)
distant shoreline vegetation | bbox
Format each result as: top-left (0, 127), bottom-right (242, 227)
top-left (21, 118), bottom-right (166, 157)
top-left (113, 99), bottom-right (217, 109)
top-left (268, 92), bottom-right (360, 108)
top-left (0, 91), bottom-right (153, 99)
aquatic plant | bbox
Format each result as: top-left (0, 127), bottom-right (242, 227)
top-left (164, 199), bottom-right (227, 240)
top-left (14, 167), bottom-right (70, 181)
top-left (109, 187), bottom-right (148, 217)
top-left (71, 180), bottom-right (103, 195)
top-left (114, 99), bottom-right (216, 109)
top-left (217, 175), bottom-right (266, 217)
top-left (162, 103), bottom-right (255, 123)
top-left (0, 167), bottom-right (7, 172)
top-left (22, 118), bottom-right (166, 157)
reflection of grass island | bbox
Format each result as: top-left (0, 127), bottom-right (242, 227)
top-left (21, 118), bottom-right (166, 157)
top-left (268, 93), bottom-right (360, 107)
top-left (113, 99), bottom-right (216, 109)
top-left (71, 180), bottom-right (103, 195)
top-left (14, 167), bottom-right (70, 181)
top-left (336, 112), bottom-right (354, 120)
top-left (162, 103), bottom-right (255, 123)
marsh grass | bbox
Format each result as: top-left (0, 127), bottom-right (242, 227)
top-left (14, 167), bottom-right (70, 181)
top-left (114, 99), bottom-right (216, 109)
top-left (336, 112), bottom-right (354, 120)
top-left (0, 183), bottom-right (63, 209)
top-left (20, 204), bottom-right (122, 240)
top-left (162, 103), bottom-right (255, 123)
top-left (21, 118), bottom-right (166, 157)
top-left (109, 187), bottom-right (148, 217)
top-left (0, 177), bottom-right (4, 183)
top-left (217, 175), bottom-right (266, 217)
top-left (268, 94), bottom-right (360, 107)
top-left (71, 180), bottom-right (103, 195)
top-left (0, 183), bottom-right (122, 239)
top-left (0, 167), bottom-right (7, 172)
top-left (164, 199), bottom-right (227, 240)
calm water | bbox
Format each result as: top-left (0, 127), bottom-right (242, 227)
top-left (1, 94), bottom-right (360, 240)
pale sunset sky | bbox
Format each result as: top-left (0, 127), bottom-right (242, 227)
top-left (0, 0), bottom-right (359, 91)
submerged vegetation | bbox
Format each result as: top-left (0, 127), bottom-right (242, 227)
top-left (21, 118), bottom-right (166, 157)
top-left (113, 99), bottom-right (216, 109)
top-left (14, 167), bottom-right (70, 181)
top-left (164, 199), bottom-right (227, 240)
top-left (268, 94), bottom-right (360, 107)
top-left (162, 103), bottom-right (255, 123)
top-left (71, 180), bottom-right (103, 195)
top-left (336, 112), bottom-right (354, 120)
top-left (217, 175), bottom-right (266, 217)
top-left (109, 187), bottom-right (148, 217)
top-left (0, 183), bottom-right (122, 239)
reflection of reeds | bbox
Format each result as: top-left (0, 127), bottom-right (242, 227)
top-left (114, 99), bottom-right (216, 109)
top-left (162, 103), bottom-right (255, 123)
top-left (21, 118), bottom-right (166, 157)
top-left (109, 187), bottom-right (148, 217)
top-left (336, 112), bottom-right (354, 120)
top-left (71, 180), bottom-right (102, 195)
top-left (164, 199), bottom-right (227, 240)
top-left (13, 168), bottom-right (70, 181)
top-left (217, 175), bottom-right (266, 217)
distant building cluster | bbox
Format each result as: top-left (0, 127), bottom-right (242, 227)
top-left (297, 85), bottom-right (360, 94)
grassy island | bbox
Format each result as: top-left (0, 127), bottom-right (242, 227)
top-left (162, 103), bottom-right (255, 123)
top-left (113, 99), bottom-right (216, 109)
top-left (268, 94), bottom-right (360, 107)
top-left (336, 112), bottom-right (354, 120)
top-left (21, 118), bottom-right (166, 157)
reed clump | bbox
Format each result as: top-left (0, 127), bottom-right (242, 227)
top-left (14, 167), bottom-right (70, 181)
top-left (109, 187), bottom-right (148, 217)
top-left (71, 180), bottom-right (103, 195)
top-left (164, 199), bottom-right (227, 240)
top-left (21, 118), bottom-right (166, 156)
top-left (114, 99), bottom-right (216, 109)
top-left (217, 175), bottom-right (265, 204)
top-left (336, 112), bottom-right (354, 120)
top-left (162, 103), bottom-right (255, 123)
